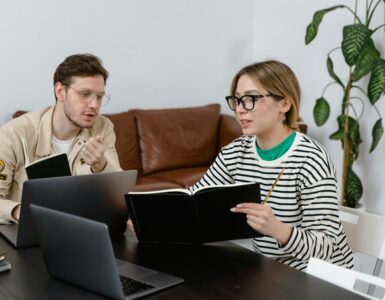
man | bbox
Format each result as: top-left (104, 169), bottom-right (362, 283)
top-left (0, 54), bottom-right (122, 223)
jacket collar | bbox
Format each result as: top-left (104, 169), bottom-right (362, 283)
top-left (36, 107), bottom-right (55, 157)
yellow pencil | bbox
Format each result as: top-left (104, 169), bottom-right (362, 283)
top-left (262, 168), bottom-right (285, 204)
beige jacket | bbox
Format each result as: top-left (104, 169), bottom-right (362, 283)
top-left (0, 107), bottom-right (122, 223)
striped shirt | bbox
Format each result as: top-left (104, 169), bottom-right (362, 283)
top-left (190, 132), bottom-right (354, 270)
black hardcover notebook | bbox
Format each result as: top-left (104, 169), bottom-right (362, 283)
top-left (25, 152), bottom-right (71, 180)
top-left (125, 182), bottom-right (261, 244)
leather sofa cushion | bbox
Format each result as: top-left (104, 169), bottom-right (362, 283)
top-left (104, 111), bottom-right (141, 171)
top-left (134, 177), bottom-right (181, 192)
top-left (135, 104), bottom-right (220, 175)
top-left (148, 167), bottom-right (207, 188)
top-left (218, 114), bottom-right (242, 149)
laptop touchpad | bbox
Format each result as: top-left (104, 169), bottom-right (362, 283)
top-left (116, 259), bottom-right (158, 278)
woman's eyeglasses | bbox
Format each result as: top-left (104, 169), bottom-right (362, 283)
top-left (225, 94), bottom-right (283, 111)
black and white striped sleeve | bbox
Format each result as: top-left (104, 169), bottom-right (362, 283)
top-left (189, 150), bottom-right (235, 192)
top-left (278, 147), bottom-right (350, 267)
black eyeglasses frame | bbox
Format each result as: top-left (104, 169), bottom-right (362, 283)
top-left (225, 94), bottom-right (284, 111)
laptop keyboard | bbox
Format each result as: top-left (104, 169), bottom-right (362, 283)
top-left (120, 276), bottom-right (154, 296)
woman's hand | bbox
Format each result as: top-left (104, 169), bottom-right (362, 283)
top-left (127, 218), bottom-right (136, 234)
top-left (231, 202), bottom-right (292, 245)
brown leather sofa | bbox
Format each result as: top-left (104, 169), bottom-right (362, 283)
top-left (13, 104), bottom-right (307, 192)
top-left (13, 103), bottom-right (242, 192)
top-left (105, 103), bottom-right (242, 191)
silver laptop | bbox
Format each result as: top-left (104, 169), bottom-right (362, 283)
top-left (30, 204), bottom-right (183, 299)
top-left (0, 170), bottom-right (137, 248)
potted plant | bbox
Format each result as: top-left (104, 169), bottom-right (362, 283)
top-left (305, 1), bottom-right (385, 208)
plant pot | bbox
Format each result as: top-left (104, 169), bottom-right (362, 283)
top-left (353, 202), bottom-right (366, 212)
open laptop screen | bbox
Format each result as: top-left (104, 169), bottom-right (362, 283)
top-left (30, 204), bottom-right (183, 299)
top-left (15, 170), bottom-right (137, 248)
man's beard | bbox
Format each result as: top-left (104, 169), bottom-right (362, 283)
top-left (64, 109), bottom-right (93, 129)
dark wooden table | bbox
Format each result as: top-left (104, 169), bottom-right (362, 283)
top-left (0, 233), bottom-right (365, 299)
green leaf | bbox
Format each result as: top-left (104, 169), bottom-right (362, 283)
top-left (330, 115), bottom-right (346, 141)
top-left (368, 59), bottom-right (385, 104)
top-left (313, 97), bottom-right (330, 126)
top-left (347, 116), bottom-right (361, 145)
top-left (331, 115), bottom-right (362, 162)
top-left (327, 56), bottom-right (344, 87)
top-left (342, 24), bottom-right (372, 66)
top-left (351, 38), bottom-right (380, 81)
top-left (330, 129), bottom-right (344, 140)
top-left (345, 167), bottom-right (363, 208)
top-left (370, 118), bottom-right (384, 153)
top-left (305, 5), bottom-right (344, 44)
top-left (342, 115), bottom-right (361, 161)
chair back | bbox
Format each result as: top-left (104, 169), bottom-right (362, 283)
top-left (307, 257), bottom-right (385, 299)
top-left (339, 205), bottom-right (385, 260)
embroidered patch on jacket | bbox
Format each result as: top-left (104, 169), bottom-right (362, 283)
top-left (0, 160), bottom-right (5, 172)
top-left (0, 174), bottom-right (7, 181)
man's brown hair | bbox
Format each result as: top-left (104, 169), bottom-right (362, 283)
top-left (53, 53), bottom-right (109, 87)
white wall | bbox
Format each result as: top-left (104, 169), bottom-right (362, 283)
top-left (1, 1), bottom-right (385, 216)
top-left (253, 0), bottom-right (385, 216)
top-left (0, 0), bottom-right (253, 122)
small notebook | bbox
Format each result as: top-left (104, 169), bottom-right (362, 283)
top-left (25, 152), bottom-right (71, 180)
top-left (21, 137), bottom-right (71, 179)
top-left (126, 182), bottom-right (262, 244)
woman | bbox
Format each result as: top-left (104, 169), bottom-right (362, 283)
top-left (190, 60), bottom-right (353, 271)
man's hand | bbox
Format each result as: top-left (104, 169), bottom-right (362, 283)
top-left (11, 204), bottom-right (21, 221)
top-left (82, 135), bottom-right (107, 173)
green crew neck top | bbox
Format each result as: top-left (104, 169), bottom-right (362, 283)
top-left (256, 131), bottom-right (296, 161)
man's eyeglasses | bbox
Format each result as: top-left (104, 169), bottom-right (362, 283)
top-left (66, 86), bottom-right (111, 106)
top-left (225, 94), bottom-right (283, 111)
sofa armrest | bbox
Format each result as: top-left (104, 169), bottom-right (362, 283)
top-left (218, 114), bottom-right (242, 149)
top-left (13, 110), bottom-right (28, 118)
top-left (298, 122), bottom-right (308, 134)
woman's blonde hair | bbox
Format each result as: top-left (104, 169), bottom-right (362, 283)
top-left (230, 60), bottom-right (302, 131)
